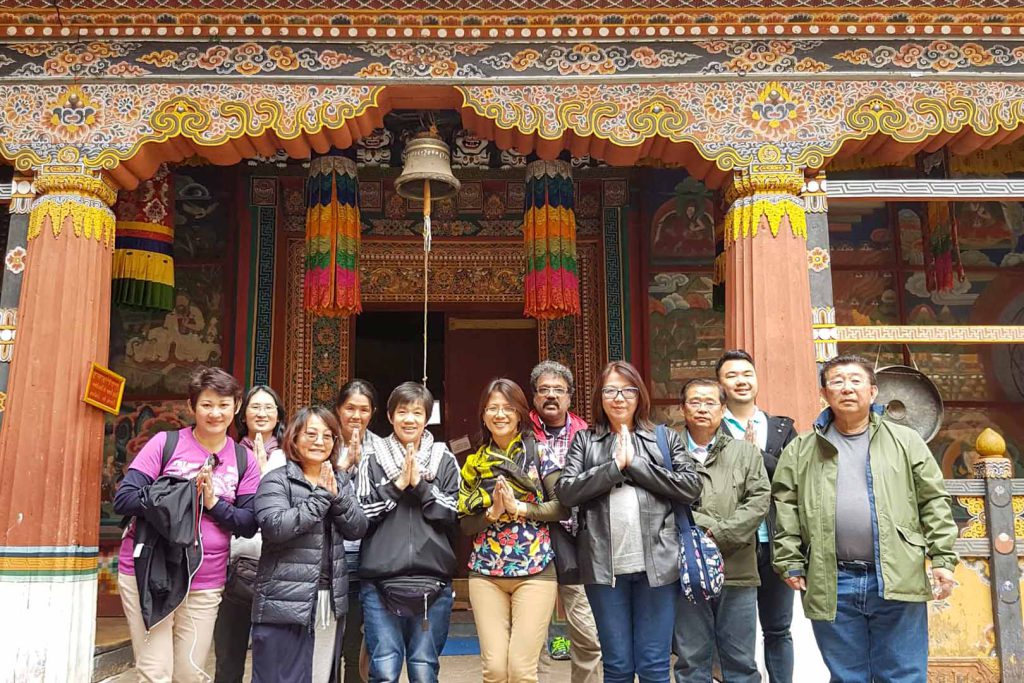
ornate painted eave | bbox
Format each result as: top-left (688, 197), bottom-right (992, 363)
top-left (3, 78), bottom-right (1023, 189)
top-left (2, 2), bottom-right (1024, 40)
top-left (6, 39), bottom-right (1024, 83)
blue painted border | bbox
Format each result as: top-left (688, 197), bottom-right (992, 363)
top-left (603, 206), bottom-right (625, 362)
top-left (252, 205), bottom-right (276, 386)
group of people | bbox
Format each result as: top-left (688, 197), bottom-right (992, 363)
top-left (114, 350), bottom-right (958, 683)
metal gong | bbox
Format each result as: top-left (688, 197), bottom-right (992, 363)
top-left (874, 365), bottom-right (944, 443)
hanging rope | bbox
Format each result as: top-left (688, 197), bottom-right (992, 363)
top-left (422, 179), bottom-right (431, 387)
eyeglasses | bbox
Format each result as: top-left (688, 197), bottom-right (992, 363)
top-left (601, 387), bottom-right (640, 400)
top-left (484, 405), bottom-right (514, 416)
top-left (536, 386), bottom-right (569, 397)
top-left (684, 400), bottom-right (721, 410)
top-left (247, 404), bottom-right (277, 415)
top-left (825, 377), bottom-right (869, 390)
top-left (302, 431), bottom-right (336, 443)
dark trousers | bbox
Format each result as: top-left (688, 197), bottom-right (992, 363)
top-left (757, 542), bottom-right (794, 683)
top-left (672, 585), bottom-right (759, 683)
top-left (252, 620), bottom-right (345, 683)
top-left (213, 596), bottom-right (252, 683)
top-left (340, 586), bottom-right (365, 683)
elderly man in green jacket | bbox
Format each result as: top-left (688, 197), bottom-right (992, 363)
top-left (672, 378), bottom-right (770, 683)
top-left (772, 354), bottom-right (958, 683)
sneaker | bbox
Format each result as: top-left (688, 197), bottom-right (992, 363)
top-left (549, 636), bottom-right (571, 661)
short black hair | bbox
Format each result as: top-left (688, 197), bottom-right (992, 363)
top-left (335, 379), bottom-right (379, 415)
top-left (819, 354), bottom-right (877, 388)
top-left (386, 381), bottom-right (434, 417)
top-left (715, 349), bottom-right (755, 378)
top-left (680, 378), bottom-right (727, 405)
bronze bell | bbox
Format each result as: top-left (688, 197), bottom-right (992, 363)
top-left (394, 131), bottom-right (460, 201)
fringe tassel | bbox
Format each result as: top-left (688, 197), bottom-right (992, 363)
top-left (28, 194), bottom-right (116, 247)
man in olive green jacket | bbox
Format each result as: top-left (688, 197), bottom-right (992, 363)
top-left (672, 379), bottom-right (770, 683)
top-left (772, 354), bottom-right (958, 683)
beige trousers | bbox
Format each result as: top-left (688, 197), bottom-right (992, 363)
top-left (118, 572), bottom-right (223, 683)
top-left (469, 574), bottom-right (559, 683)
top-left (537, 583), bottom-right (604, 683)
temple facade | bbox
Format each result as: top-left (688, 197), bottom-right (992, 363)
top-left (0, 1), bottom-right (1023, 680)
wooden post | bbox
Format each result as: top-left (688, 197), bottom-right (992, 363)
top-left (723, 148), bottom-right (819, 429)
top-left (974, 427), bottom-right (1024, 681)
top-left (0, 164), bottom-right (117, 681)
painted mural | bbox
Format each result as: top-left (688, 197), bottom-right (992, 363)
top-left (642, 170), bottom-right (723, 403)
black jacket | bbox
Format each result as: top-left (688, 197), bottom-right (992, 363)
top-left (116, 476), bottom-right (202, 630)
top-left (356, 445), bottom-right (461, 581)
top-left (252, 461), bottom-right (368, 626)
top-left (556, 427), bottom-right (703, 588)
top-left (761, 413), bottom-right (798, 558)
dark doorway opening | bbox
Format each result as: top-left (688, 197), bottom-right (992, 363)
top-left (353, 311), bottom-right (445, 439)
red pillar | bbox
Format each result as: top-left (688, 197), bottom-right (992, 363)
top-left (723, 165), bottom-right (819, 430)
top-left (0, 165), bottom-right (117, 681)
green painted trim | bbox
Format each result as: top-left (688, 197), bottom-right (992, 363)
top-left (244, 204), bottom-right (259, 386)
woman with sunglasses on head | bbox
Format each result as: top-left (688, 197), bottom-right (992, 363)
top-left (213, 385), bottom-right (287, 683)
top-left (458, 378), bottom-right (569, 683)
top-left (251, 407), bottom-right (369, 683)
top-left (556, 361), bottom-right (702, 683)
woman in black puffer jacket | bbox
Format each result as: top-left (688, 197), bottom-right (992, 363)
top-left (252, 406), bottom-right (368, 683)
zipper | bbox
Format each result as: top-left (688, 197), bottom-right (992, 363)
top-left (146, 484), bottom-right (205, 637)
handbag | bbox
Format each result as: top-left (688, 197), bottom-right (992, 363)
top-left (525, 436), bottom-right (581, 585)
top-left (376, 576), bottom-right (447, 628)
top-left (654, 425), bottom-right (725, 603)
top-left (223, 555), bottom-right (259, 606)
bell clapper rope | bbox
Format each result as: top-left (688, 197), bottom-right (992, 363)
top-left (421, 178), bottom-right (431, 387)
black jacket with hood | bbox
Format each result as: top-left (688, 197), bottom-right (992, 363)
top-left (355, 444), bottom-right (461, 582)
top-left (252, 460), bottom-right (368, 626)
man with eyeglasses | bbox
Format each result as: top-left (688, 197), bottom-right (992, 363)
top-left (772, 354), bottom-right (958, 683)
top-left (672, 378), bottom-right (770, 683)
top-left (529, 360), bottom-right (603, 683)
top-left (715, 349), bottom-right (798, 683)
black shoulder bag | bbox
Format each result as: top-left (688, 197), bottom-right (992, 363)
top-left (525, 435), bottom-right (581, 585)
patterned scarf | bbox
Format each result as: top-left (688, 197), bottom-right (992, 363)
top-left (457, 434), bottom-right (542, 517)
top-left (378, 430), bottom-right (443, 483)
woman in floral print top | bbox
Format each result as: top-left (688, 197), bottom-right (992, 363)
top-left (458, 378), bottom-right (569, 683)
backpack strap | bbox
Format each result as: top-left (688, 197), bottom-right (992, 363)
top-left (159, 429), bottom-right (180, 475)
top-left (654, 424), bottom-right (705, 589)
top-left (234, 442), bottom-right (248, 493)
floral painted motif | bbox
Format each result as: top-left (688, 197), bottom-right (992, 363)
top-left (481, 43), bottom-right (699, 75)
top-left (47, 86), bottom-right (99, 140)
top-left (5, 247), bottom-right (26, 275)
top-left (835, 41), bottom-right (1024, 73)
top-left (807, 246), bottom-right (831, 272)
top-left (138, 43), bottom-right (363, 75)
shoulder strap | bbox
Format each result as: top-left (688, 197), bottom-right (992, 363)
top-left (234, 442), bottom-right (248, 493)
top-left (523, 435), bottom-right (549, 498)
top-left (655, 424), bottom-right (672, 471)
top-left (159, 429), bottom-right (180, 475)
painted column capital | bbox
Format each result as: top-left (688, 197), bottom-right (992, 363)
top-left (801, 170), bottom-right (828, 215)
top-left (27, 164), bottom-right (118, 248)
top-left (723, 154), bottom-right (807, 244)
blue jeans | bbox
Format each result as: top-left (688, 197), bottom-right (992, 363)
top-left (585, 572), bottom-right (678, 683)
top-left (811, 566), bottom-right (928, 683)
top-left (757, 542), bottom-right (794, 683)
top-left (672, 585), bottom-right (759, 683)
top-left (361, 582), bottom-right (454, 683)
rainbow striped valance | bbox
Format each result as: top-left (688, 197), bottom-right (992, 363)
top-left (523, 160), bottom-right (580, 320)
top-left (305, 153), bottom-right (362, 316)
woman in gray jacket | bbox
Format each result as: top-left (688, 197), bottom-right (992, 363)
top-left (251, 406), bottom-right (368, 683)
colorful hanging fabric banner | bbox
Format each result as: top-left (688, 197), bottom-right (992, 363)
top-left (304, 153), bottom-right (362, 316)
top-left (523, 160), bottom-right (580, 320)
top-left (112, 166), bottom-right (175, 311)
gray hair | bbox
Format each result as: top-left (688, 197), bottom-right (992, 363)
top-left (530, 360), bottom-right (574, 392)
